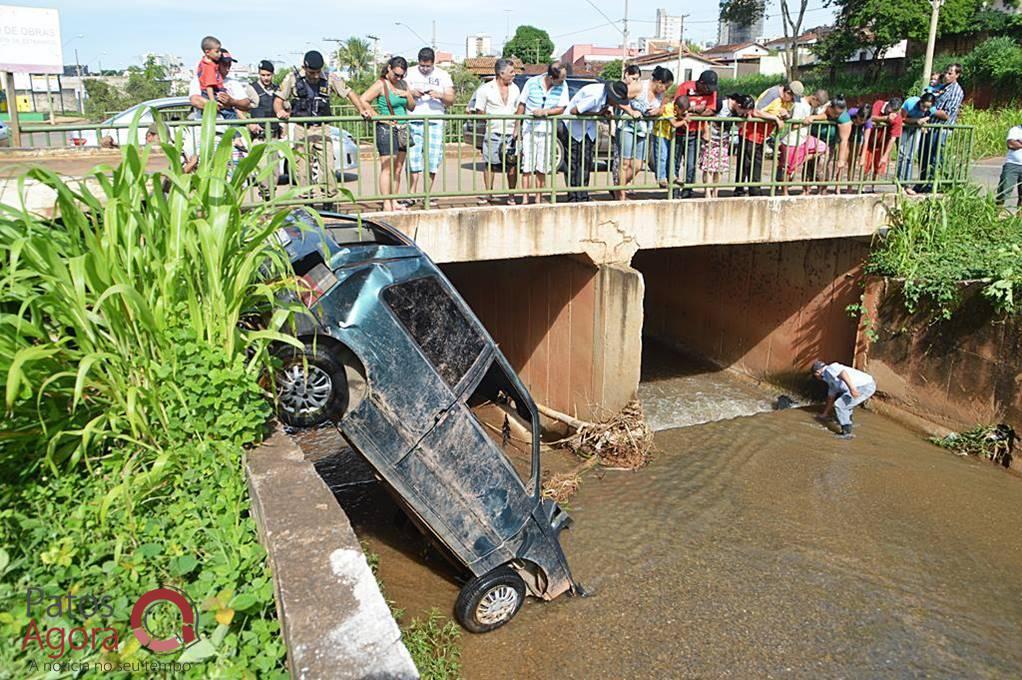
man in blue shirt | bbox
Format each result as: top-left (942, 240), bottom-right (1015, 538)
top-left (898, 92), bottom-right (935, 189)
top-left (915, 63), bottom-right (964, 193)
top-left (812, 360), bottom-right (877, 438)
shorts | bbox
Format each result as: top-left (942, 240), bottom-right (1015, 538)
top-left (407, 119), bottom-right (444, 173)
top-left (375, 122), bottom-right (405, 156)
top-left (520, 128), bottom-right (555, 174)
top-left (617, 129), bottom-right (648, 160)
top-left (780, 136), bottom-right (827, 178)
top-left (482, 132), bottom-right (516, 168)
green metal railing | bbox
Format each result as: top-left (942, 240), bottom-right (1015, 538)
top-left (14, 112), bottom-right (975, 210)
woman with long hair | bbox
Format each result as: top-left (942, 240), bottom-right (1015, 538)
top-left (361, 56), bottom-right (416, 211)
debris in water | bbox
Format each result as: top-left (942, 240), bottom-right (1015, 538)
top-left (539, 400), bottom-right (654, 501)
top-left (930, 424), bottom-right (1016, 467)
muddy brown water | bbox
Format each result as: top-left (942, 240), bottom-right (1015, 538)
top-left (299, 343), bottom-right (1022, 679)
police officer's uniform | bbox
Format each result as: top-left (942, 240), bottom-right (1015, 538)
top-left (277, 66), bottom-right (351, 200)
top-left (249, 79), bottom-right (281, 138)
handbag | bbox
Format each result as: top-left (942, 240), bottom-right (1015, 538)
top-left (382, 80), bottom-right (409, 150)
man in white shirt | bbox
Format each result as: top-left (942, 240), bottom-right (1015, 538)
top-left (564, 80), bottom-right (633, 202)
top-left (469, 58), bottom-right (521, 205)
top-left (996, 124), bottom-right (1022, 207)
top-left (405, 47), bottom-right (455, 207)
top-left (514, 61), bottom-right (569, 204)
top-left (812, 360), bottom-right (877, 438)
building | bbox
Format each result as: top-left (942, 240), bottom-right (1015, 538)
top-left (560, 43), bottom-right (639, 74)
top-left (717, 2), bottom-right (765, 46)
top-left (655, 8), bottom-right (684, 43)
top-left (639, 37), bottom-right (680, 55)
top-left (462, 55), bottom-right (524, 77)
top-left (465, 34), bottom-right (492, 59)
top-left (627, 49), bottom-right (726, 84)
top-left (703, 41), bottom-right (785, 77)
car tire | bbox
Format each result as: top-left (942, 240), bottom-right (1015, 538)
top-left (553, 137), bottom-right (566, 174)
top-left (454, 566), bottom-right (526, 633)
top-left (273, 342), bottom-right (349, 428)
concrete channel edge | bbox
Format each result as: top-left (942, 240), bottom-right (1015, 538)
top-left (246, 424), bottom-right (419, 680)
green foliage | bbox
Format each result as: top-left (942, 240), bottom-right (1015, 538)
top-left (866, 186), bottom-right (1022, 318)
top-left (83, 78), bottom-right (126, 119)
top-left (0, 104), bottom-right (305, 476)
top-left (600, 59), bottom-right (623, 81)
top-left (503, 25), bottom-right (554, 63)
top-left (449, 63), bottom-right (481, 111)
top-left (0, 438), bottom-right (287, 676)
top-left (931, 425), bottom-right (1014, 466)
top-left (335, 37), bottom-right (375, 82)
top-left (84, 56), bottom-right (171, 121)
top-left (958, 105), bottom-right (1022, 160)
top-left (719, 0), bottom-right (767, 28)
top-left (961, 36), bottom-right (1022, 88)
top-left (401, 609), bottom-right (463, 680)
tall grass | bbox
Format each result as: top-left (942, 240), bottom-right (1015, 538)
top-left (0, 104), bottom-right (306, 478)
top-left (867, 185), bottom-right (1022, 317)
top-left (958, 105), bottom-right (1022, 160)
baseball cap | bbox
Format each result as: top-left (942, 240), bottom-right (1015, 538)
top-left (258, 59), bottom-right (275, 73)
top-left (811, 360), bottom-right (827, 374)
top-left (787, 80), bottom-right (805, 97)
top-left (303, 50), bottom-right (325, 70)
top-left (606, 80), bottom-right (628, 103)
top-left (218, 50), bottom-right (238, 64)
top-left (696, 70), bottom-right (718, 92)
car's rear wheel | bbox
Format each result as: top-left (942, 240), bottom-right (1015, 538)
top-left (274, 342), bottom-right (348, 427)
top-left (455, 566), bottom-right (526, 633)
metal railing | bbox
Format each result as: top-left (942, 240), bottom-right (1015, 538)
top-left (13, 112), bottom-right (976, 210)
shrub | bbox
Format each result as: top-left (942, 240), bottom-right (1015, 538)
top-left (958, 104), bottom-right (1022, 160)
top-left (962, 36), bottom-right (1022, 88)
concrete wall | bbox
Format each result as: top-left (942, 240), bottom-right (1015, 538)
top-left (247, 427), bottom-right (418, 679)
top-left (856, 278), bottom-right (1022, 468)
top-left (442, 255), bottom-right (643, 421)
top-left (383, 194), bottom-right (893, 266)
top-left (634, 238), bottom-right (871, 388)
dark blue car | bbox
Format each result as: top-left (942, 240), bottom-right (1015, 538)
top-left (272, 209), bottom-right (579, 632)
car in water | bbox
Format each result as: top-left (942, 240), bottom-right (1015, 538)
top-left (272, 208), bottom-right (580, 632)
top-left (68, 96), bottom-right (359, 175)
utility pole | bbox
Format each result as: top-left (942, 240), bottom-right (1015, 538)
top-left (504, 9), bottom-right (512, 50)
top-left (367, 34), bottom-right (380, 69)
top-left (922, 0), bottom-right (942, 87)
top-left (74, 48), bottom-right (83, 114)
top-left (676, 14), bottom-right (689, 85)
top-left (622, 0), bottom-right (629, 64)
top-left (432, 20), bottom-right (437, 51)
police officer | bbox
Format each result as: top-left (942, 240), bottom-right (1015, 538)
top-left (274, 50), bottom-right (372, 202)
top-left (249, 59), bottom-right (281, 139)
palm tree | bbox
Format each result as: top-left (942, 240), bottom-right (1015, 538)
top-left (335, 37), bottom-right (373, 80)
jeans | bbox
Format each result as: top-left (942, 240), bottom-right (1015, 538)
top-left (915, 130), bottom-right (947, 193)
top-left (834, 381), bottom-right (876, 427)
top-left (565, 134), bottom-right (595, 201)
top-left (897, 128), bottom-right (921, 183)
top-left (649, 136), bottom-right (671, 181)
top-left (672, 134), bottom-right (700, 187)
top-left (736, 138), bottom-right (765, 195)
top-left (996, 162), bottom-right (1022, 206)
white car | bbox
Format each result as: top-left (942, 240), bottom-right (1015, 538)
top-left (69, 96), bottom-right (358, 176)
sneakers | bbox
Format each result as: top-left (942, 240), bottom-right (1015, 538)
top-left (836, 424), bottom-right (854, 440)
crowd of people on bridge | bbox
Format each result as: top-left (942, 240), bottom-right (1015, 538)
top-left (173, 34), bottom-right (1022, 209)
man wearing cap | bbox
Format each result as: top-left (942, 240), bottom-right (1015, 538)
top-left (188, 49), bottom-right (254, 118)
top-left (672, 70), bottom-right (718, 199)
top-left (249, 60), bottom-right (281, 139)
top-left (733, 80), bottom-right (802, 196)
top-left (274, 50), bottom-right (371, 203)
top-left (812, 360), bottom-right (876, 438)
top-left (564, 80), bottom-right (637, 202)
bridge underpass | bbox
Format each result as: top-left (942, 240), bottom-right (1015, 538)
top-left (384, 194), bottom-right (885, 420)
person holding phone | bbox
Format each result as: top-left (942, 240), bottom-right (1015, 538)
top-left (404, 47), bottom-right (455, 208)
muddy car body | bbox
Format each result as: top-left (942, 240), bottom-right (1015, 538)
top-left (273, 209), bottom-right (579, 631)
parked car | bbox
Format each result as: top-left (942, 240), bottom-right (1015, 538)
top-left (272, 208), bottom-right (581, 632)
top-left (462, 76), bottom-right (612, 171)
top-left (69, 97), bottom-right (358, 176)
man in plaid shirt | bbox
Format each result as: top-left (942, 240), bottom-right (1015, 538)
top-left (915, 63), bottom-right (964, 193)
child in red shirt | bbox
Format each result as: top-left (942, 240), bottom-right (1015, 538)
top-left (196, 36), bottom-right (223, 109)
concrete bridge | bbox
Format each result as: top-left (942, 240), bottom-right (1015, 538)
top-left (380, 194), bottom-right (891, 420)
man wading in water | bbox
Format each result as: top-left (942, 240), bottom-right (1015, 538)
top-left (812, 360), bottom-right (877, 439)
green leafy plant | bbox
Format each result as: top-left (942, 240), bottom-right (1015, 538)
top-left (866, 185), bottom-right (1022, 319)
top-left (402, 608), bottom-right (463, 680)
top-left (931, 425), bottom-right (1015, 467)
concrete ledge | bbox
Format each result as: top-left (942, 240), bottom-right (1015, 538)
top-left (378, 193), bottom-right (896, 265)
top-left (247, 426), bottom-right (418, 680)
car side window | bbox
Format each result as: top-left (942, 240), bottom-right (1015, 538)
top-left (466, 359), bottom-right (535, 485)
top-left (382, 276), bottom-right (486, 388)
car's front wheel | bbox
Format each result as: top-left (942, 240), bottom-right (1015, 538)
top-left (274, 342), bottom-right (348, 428)
top-left (454, 566), bottom-right (526, 633)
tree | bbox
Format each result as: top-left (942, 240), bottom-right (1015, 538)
top-left (124, 55), bottom-right (171, 103)
top-left (335, 37), bottom-right (374, 81)
top-left (600, 59), bottom-right (623, 80)
top-left (449, 63), bottom-right (481, 109)
top-left (722, 0), bottom-right (809, 79)
top-left (83, 79), bottom-right (125, 119)
top-left (503, 26), bottom-right (554, 63)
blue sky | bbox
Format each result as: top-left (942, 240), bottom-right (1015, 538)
top-left (16, 0), bottom-right (836, 70)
